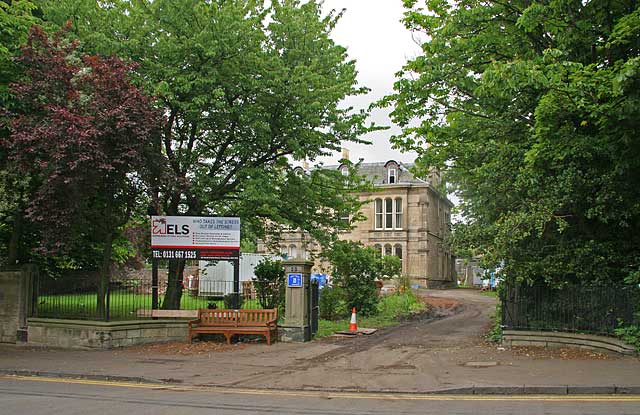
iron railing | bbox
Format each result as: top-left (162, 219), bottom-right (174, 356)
top-left (501, 283), bottom-right (640, 336)
top-left (33, 275), bottom-right (272, 321)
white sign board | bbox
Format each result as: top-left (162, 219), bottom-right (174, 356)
top-left (151, 216), bottom-right (240, 260)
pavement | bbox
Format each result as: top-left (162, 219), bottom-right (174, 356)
top-left (1, 289), bottom-right (640, 395)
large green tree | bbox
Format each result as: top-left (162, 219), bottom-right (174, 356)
top-left (37, 0), bottom-right (373, 307)
top-left (384, 0), bottom-right (640, 286)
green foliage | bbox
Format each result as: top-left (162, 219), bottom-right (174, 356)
top-left (377, 291), bottom-right (423, 318)
top-left (0, 0), bottom-right (40, 267)
top-left (253, 258), bottom-right (285, 310)
top-left (37, 0), bottom-right (374, 245)
top-left (379, 255), bottom-right (402, 279)
top-left (240, 239), bottom-right (257, 254)
top-left (223, 293), bottom-right (244, 310)
top-left (324, 241), bottom-right (385, 316)
top-left (615, 322), bottom-right (640, 353)
top-left (318, 285), bottom-right (347, 321)
top-left (30, 0), bottom-right (376, 309)
top-left (315, 291), bottom-right (426, 337)
top-left (385, 0), bottom-right (640, 286)
top-left (488, 302), bottom-right (503, 343)
top-left (394, 274), bottom-right (412, 294)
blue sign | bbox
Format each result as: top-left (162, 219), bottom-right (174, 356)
top-left (287, 273), bottom-right (302, 287)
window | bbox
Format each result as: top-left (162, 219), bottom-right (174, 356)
top-left (339, 210), bottom-right (350, 226)
top-left (375, 199), bottom-right (383, 229)
top-left (300, 245), bottom-right (306, 260)
top-left (395, 198), bottom-right (403, 229)
top-left (384, 244), bottom-right (392, 256)
top-left (385, 198), bottom-right (393, 229)
top-left (388, 168), bottom-right (396, 184)
top-left (374, 244), bottom-right (382, 256)
top-left (341, 166), bottom-right (349, 176)
top-left (394, 244), bottom-right (402, 260)
top-left (288, 245), bottom-right (297, 259)
top-left (376, 197), bottom-right (403, 230)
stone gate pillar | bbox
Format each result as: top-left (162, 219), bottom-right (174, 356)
top-left (280, 259), bottom-right (313, 342)
top-left (0, 265), bottom-right (36, 343)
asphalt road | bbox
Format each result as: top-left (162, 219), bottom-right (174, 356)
top-left (1, 376), bottom-right (639, 415)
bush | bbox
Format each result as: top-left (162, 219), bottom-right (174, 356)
top-left (253, 258), bottom-right (285, 310)
top-left (615, 314), bottom-right (640, 352)
top-left (223, 293), bottom-right (243, 309)
top-left (319, 285), bottom-right (347, 320)
top-left (325, 241), bottom-right (384, 316)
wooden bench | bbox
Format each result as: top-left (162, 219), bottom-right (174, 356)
top-left (188, 309), bottom-right (278, 345)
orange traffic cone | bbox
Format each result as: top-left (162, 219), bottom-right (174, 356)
top-left (349, 307), bottom-right (358, 332)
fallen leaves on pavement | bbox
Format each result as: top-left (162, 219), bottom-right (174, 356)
top-left (120, 341), bottom-right (247, 355)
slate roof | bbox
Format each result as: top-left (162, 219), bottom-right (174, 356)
top-left (323, 161), bottom-right (429, 186)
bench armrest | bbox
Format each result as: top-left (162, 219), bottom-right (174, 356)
top-left (266, 319), bottom-right (277, 328)
top-left (188, 319), bottom-right (201, 328)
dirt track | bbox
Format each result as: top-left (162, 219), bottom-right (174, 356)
top-left (221, 289), bottom-right (498, 390)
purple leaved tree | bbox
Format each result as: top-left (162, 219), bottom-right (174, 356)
top-left (4, 26), bottom-right (162, 318)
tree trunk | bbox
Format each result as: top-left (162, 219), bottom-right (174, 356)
top-left (162, 259), bottom-right (185, 309)
top-left (96, 230), bottom-right (113, 320)
top-left (6, 211), bottom-right (23, 266)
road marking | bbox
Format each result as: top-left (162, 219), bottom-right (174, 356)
top-left (2, 375), bottom-right (640, 402)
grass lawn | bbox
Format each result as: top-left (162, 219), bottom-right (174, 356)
top-left (37, 291), bottom-right (263, 320)
top-left (315, 291), bottom-right (426, 338)
top-left (481, 290), bottom-right (498, 298)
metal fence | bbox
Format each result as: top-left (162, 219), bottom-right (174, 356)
top-left (33, 275), bottom-right (273, 321)
top-left (501, 283), bottom-right (640, 335)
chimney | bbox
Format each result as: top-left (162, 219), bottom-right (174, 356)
top-left (341, 147), bottom-right (350, 161)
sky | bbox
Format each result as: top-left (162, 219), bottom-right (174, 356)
top-left (316, 0), bottom-right (423, 166)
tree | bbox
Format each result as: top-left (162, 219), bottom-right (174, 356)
top-left (384, 0), bottom-right (640, 286)
top-left (0, 0), bottom-right (40, 267)
top-left (253, 258), bottom-right (285, 310)
top-left (5, 26), bottom-right (161, 316)
top-left (38, 0), bottom-right (374, 308)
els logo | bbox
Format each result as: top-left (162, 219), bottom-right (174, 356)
top-left (152, 217), bottom-right (190, 235)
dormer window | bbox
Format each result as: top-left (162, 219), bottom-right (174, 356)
top-left (388, 168), bottom-right (396, 184)
top-left (384, 160), bottom-right (399, 184)
top-left (338, 164), bottom-right (349, 177)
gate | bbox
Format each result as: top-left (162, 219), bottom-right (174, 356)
top-left (308, 279), bottom-right (319, 336)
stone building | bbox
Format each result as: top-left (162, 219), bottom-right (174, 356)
top-left (257, 159), bottom-right (456, 288)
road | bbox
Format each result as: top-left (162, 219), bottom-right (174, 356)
top-left (1, 375), bottom-right (639, 414)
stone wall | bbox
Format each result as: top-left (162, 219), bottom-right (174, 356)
top-left (502, 330), bottom-right (637, 356)
top-left (28, 318), bottom-right (189, 349)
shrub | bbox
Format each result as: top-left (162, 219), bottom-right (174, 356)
top-left (223, 293), bottom-right (243, 309)
top-left (253, 258), bottom-right (285, 310)
top-left (319, 285), bottom-right (347, 320)
top-left (615, 314), bottom-right (640, 352)
top-left (325, 241), bottom-right (381, 316)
